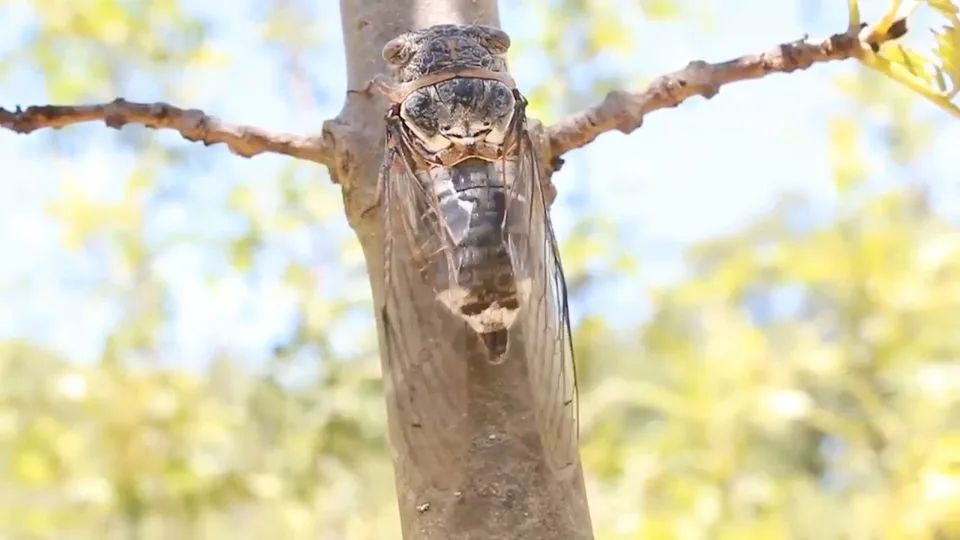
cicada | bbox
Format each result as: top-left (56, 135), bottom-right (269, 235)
top-left (367, 24), bottom-right (579, 465)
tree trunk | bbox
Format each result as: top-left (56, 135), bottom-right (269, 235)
top-left (324, 1), bottom-right (594, 538)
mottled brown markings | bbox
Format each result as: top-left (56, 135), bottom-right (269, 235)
top-left (381, 24), bottom-right (511, 84)
top-left (448, 38), bottom-right (460, 63)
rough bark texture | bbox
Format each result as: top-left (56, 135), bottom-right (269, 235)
top-left (323, 1), bottom-right (593, 539)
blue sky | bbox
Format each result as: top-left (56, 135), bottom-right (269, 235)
top-left (0, 0), bottom-right (957, 368)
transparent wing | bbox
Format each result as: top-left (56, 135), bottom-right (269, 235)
top-left (378, 119), bottom-right (471, 482)
top-left (502, 104), bottom-right (580, 471)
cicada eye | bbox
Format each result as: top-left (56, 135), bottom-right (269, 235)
top-left (466, 25), bottom-right (510, 55)
top-left (382, 36), bottom-right (413, 66)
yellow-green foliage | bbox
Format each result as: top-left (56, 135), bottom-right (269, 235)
top-left (855, 0), bottom-right (960, 117)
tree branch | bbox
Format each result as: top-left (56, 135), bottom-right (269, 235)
top-left (545, 30), bottom-right (866, 162)
top-left (0, 98), bottom-right (335, 166)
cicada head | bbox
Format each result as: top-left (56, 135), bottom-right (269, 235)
top-left (382, 24), bottom-right (511, 82)
top-left (381, 24), bottom-right (518, 153)
top-left (399, 79), bottom-right (516, 153)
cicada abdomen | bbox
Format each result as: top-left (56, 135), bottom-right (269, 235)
top-left (424, 158), bottom-right (531, 361)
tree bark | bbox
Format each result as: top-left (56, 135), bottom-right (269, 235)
top-left (324, 1), bottom-right (594, 538)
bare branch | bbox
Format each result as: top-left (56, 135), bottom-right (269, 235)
top-left (545, 30), bottom-right (865, 162)
top-left (0, 98), bottom-right (335, 167)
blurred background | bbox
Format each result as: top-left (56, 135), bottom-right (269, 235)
top-left (1, 0), bottom-right (959, 538)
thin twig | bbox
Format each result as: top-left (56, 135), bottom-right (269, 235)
top-left (545, 30), bottom-right (866, 162)
top-left (0, 98), bottom-right (335, 166)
